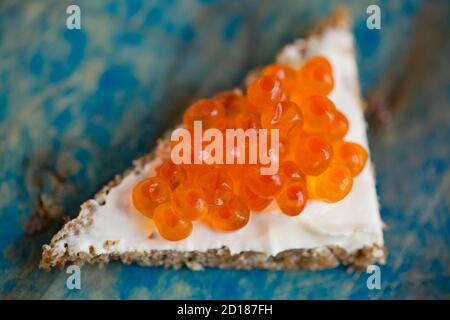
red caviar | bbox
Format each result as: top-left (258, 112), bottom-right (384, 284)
top-left (183, 99), bottom-right (225, 130)
top-left (262, 64), bottom-right (297, 93)
top-left (245, 166), bottom-right (283, 199)
top-left (300, 95), bottom-right (336, 135)
top-left (332, 141), bottom-right (367, 176)
top-left (198, 167), bottom-right (234, 205)
top-left (327, 109), bottom-right (349, 140)
top-left (261, 100), bottom-right (303, 138)
top-left (206, 195), bottom-right (250, 231)
top-left (279, 161), bottom-right (306, 184)
top-left (172, 184), bottom-right (208, 221)
top-left (153, 204), bottom-right (193, 241)
top-left (235, 111), bottom-right (261, 130)
top-left (297, 56), bottom-right (334, 95)
top-left (132, 177), bottom-right (171, 218)
top-left (239, 183), bottom-right (273, 212)
top-left (276, 179), bottom-right (308, 216)
top-left (131, 55), bottom-right (368, 241)
top-left (309, 165), bottom-right (353, 202)
top-left (247, 75), bottom-right (284, 110)
top-left (158, 159), bottom-right (186, 189)
top-left (294, 134), bottom-right (333, 176)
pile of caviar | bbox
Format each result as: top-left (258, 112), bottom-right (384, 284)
top-left (132, 56), bottom-right (368, 241)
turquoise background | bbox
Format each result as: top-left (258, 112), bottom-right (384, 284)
top-left (0, 0), bottom-right (449, 299)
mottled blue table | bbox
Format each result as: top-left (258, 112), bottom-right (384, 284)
top-left (0, 0), bottom-right (449, 299)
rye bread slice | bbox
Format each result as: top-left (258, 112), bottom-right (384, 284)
top-left (40, 7), bottom-right (386, 271)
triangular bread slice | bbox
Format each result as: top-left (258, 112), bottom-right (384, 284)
top-left (40, 8), bottom-right (386, 271)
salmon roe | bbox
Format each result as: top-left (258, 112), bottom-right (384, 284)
top-left (308, 165), bottom-right (353, 202)
top-left (183, 98), bottom-right (225, 130)
top-left (276, 178), bottom-right (308, 216)
top-left (332, 141), bottom-right (367, 176)
top-left (132, 177), bottom-right (171, 218)
top-left (172, 184), bottom-right (208, 221)
top-left (205, 195), bottom-right (250, 231)
top-left (261, 100), bottom-right (303, 138)
top-left (262, 63), bottom-right (297, 93)
top-left (294, 134), bottom-right (333, 176)
top-left (153, 204), bottom-right (193, 241)
top-left (247, 75), bottom-right (284, 111)
top-left (132, 56), bottom-right (368, 241)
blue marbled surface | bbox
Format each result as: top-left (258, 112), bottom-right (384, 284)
top-left (0, 0), bottom-right (449, 299)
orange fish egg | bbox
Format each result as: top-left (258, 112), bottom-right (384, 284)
top-left (214, 116), bottom-right (236, 132)
top-left (278, 138), bottom-right (291, 160)
top-left (157, 159), bottom-right (186, 189)
top-left (206, 195), bottom-right (250, 231)
top-left (183, 98), bottom-right (225, 130)
top-left (213, 91), bottom-right (248, 117)
top-left (153, 203), bottom-right (193, 241)
top-left (294, 134), bottom-right (333, 176)
top-left (300, 95), bottom-right (336, 135)
top-left (247, 75), bottom-right (284, 111)
top-left (262, 63), bottom-right (297, 93)
top-left (234, 111), bottom-right (261, 130)
top-left (297, 55), bottom-right (334, 95)
top-left (327, 109), bottom-right (349, 140)
top-left (172, 184), bottom-right (208, 221)
top-left (132, 177), bottom-right (171, 218)
top-left (261, 100), bottom-right (303, 138)
top-left (289, 89), bottom-right (314, 109)
top-left (239, 183), bottom-right (273, 212)
top-left (198, 167), bottom-right (234, 205)
top-left (278, 161), bottom-right (306, 184)
top-left (276, 178), bottom-right (308, 216)
top-left (310, 165), bottom-right (353, 202)
top-left (332, 141), bottom-right (367, 176)
top-left (245, 166), bottom-right (283, 199)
